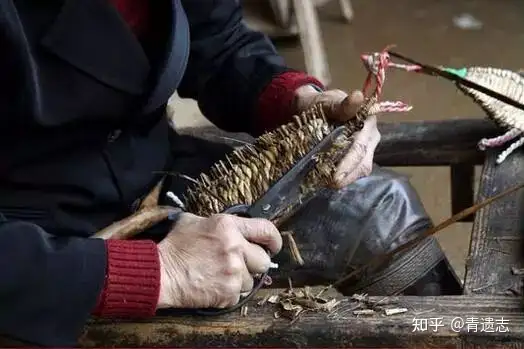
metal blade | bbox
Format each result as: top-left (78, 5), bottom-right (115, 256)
top-left (247, 126), bottom-right (347, 219)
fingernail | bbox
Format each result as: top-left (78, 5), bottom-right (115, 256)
top-left (269, 262), bottom-right (279, 269)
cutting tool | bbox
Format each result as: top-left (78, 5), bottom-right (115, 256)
top-left (169, 125), bottom-right (348, 316)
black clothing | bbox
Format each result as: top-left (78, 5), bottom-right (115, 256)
top-left (0, 0), bottom-right (288, 345)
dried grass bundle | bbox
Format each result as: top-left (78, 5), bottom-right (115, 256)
top-left (454, 67), bottom-right (524, 163)
top-left (455, 67), bottom-right (524, 131)
top-left (92, 96), bottom-right (377, 241)
top-left (183, 96), bottom-right (377, 217)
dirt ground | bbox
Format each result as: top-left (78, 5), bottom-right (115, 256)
top-left (171, 0), bottom-right (524, 280)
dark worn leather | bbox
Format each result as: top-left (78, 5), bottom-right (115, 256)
top-left (271, 165), bottom-right (462, 296)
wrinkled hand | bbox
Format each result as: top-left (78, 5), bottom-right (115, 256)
top-left (295, 85), bottom-right (381, 188)
top-left (156, 213), bottom-right (282, 309)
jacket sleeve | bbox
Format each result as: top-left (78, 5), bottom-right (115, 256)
top-left (0, 218), bottom-right (106, 346)
top-left (0, 5), bottom-right (161, 346)
top-left (177, 0), bottom-right (323, 135)
top-left (0, 216), bottom-right (160, 347)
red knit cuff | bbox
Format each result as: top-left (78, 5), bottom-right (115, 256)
top-left (92, 240), bottom-right (160, 318)
top-left (256, 71), bottom-right (324, 134)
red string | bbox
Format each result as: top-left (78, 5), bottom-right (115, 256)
top-left (361, 45), bottom-right (393, 98)
top-left (359, 45), bottom-right (413, 114)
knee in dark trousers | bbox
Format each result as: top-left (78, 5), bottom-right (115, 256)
top-left (271, 165), bottom-right (463, 296)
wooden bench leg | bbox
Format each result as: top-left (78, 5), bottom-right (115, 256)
top-left (338, 0), bottom-right (354, 22)
top-left (291, 0), bottom-right (331, 85)
top-left (269, 0), bottom-right (292, 28)
top-left (312, 0), bottom-right (354, 22)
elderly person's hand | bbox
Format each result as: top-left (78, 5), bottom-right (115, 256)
top-left (156, 213), bottom-right (282, 309)
top-left (294, 85), bottom-right (380, 188)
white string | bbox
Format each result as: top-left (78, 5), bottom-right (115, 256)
top-left (497, 135), bottom-right (524, 164)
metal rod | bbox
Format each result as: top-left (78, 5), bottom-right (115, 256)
top-left (387, 50), bottom-right (524, 112)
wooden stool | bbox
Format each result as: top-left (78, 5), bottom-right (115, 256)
top-left (80, 119), bottom-right (524, 348)
top-left (243, 0), bottom-right (355, 87)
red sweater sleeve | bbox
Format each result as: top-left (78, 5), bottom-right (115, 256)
top-left (92, 240), bottom-right (160, 317)
top-left (256, 71), bottom-right (325, 134)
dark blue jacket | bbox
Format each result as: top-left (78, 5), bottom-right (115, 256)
top-left (0, 0), bottom-right (289, 345)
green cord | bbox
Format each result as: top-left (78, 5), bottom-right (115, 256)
top-left (441, 67), bottom-right (468, 78)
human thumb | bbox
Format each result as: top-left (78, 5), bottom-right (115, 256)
top-left (334, 90), bottom-right (365, 122)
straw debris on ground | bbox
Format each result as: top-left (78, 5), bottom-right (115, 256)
top-left (247, 279), bottom-right (410, 322)
top-left (254, 280), bottom-right (342, 322)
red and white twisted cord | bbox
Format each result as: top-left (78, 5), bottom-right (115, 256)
top-left (360, 47), bottom-right (413, 114)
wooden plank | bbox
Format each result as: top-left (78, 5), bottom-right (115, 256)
top-left (80, 295), bottom-right (523, 348)
top-left (464, 149), bottom-right (524, 295)
top-left (178, 119), bottom-right (501, 167)
top-left (375, 119), bottom-right (499, 166)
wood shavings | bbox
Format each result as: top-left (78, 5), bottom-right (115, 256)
top-left (263, 279), bottom-right (342, 322)
top-left (353, 309), bottom-right (376, 316)
top-left (282, 231), bottom-right (304, 266)
top-left (267, 295), bottom-right (280, 304)
top-left (511, 267), bottom-right (524, 275)
top-left (384, 307), bottom-right (408, 316)
top-left (240, 305), bottom-right (249, 317)
top-left (256, 294), bottom-right (271, 306)
top-left (347, 294), bottom-right (405, 317)
top-left (258, 286), bottom-right (409, 322)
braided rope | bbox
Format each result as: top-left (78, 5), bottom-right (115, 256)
top-left (373, 54), bottom-right (524, 164)
top-left (388, 62), bottom-right (422, 72)
top-left (497, 135), bottom-right (524, 164)
top-left (478, 128), bottom-right (522, 151)
top-left (360, 47), bottom-right (413, 114)
top-left (374, 101), bottom-right (413, 113)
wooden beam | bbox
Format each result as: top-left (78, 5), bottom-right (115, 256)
top-left (80, 295), bottom-right (523, 347)
top-left (178, 119), bottom-right (501, 223)
top-left (375, 118), bottom-right (500, 166)
top-left (464, 149), bottom-right (524, 295)
top-left (179, 118), bottom-right (502, 167)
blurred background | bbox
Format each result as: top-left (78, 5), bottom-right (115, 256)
top-left (170, 0), bottom-right (524, 280)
